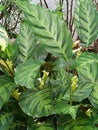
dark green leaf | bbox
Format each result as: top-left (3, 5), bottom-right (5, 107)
top-left (63, 52), bottom-right (98, 102)
top-left (14, 59), bottom-right (44, 89)
top-left (32, 44), bottom-right (48, 60)
top-left (0, 75), bottom-right (15, 109)
top-left (27, 123), bottom-right (55, 130)
top-left (0, 113), bottom-right (14, 130)
top-left (55, 100), bottom-right (79, 120)
top-left (19, 87), bottom-right (54, 117)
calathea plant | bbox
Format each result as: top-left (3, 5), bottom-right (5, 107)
top-left (0, 0), bottom-right (98, 129)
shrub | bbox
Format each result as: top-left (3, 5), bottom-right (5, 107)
top-left (0, 0), bottom-right (98, 129)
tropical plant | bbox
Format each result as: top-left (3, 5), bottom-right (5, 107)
top-left (0, 0), bottom-right (98, 129)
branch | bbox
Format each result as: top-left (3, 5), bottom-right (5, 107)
top-left (40, 0), bottom-right (43, 7)
top-left (66, 0), bottom-right (69, 26)
top-left (69, 0), bottom-right (74, 32)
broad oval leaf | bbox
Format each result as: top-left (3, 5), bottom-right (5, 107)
top-left (74, 0), bottom-right (98, 47)
top-left (14, 59), bottom-right (44, 89)
top-left (19, 87), bottom-right (54, 117)
top-left (76, 52), bottom-right (98, 108)
top-left (14, 0), bottom-right (73, 60)
top-left (0, 75), bottom-right (15, 109)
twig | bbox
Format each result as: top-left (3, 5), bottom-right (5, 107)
top-left (43, 0), bottom-right (49, 8)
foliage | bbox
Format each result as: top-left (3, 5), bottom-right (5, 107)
top-left (0, 0), bottom-right (98, 129)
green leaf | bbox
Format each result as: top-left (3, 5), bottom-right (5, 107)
top-left (14, 0), bottom-right (72, 60)
top-left (55, 69), bottom-right (70, 99)
top-left (89, 84), bottom-right (98, 109)
top-left (63, 52), bottom-right (98, 102)
top-left (63, 117), bottom-right (95, 130)
top-left (19, 87), bottom-right (54, 117)
top-left (72, 126), bottom-right (82, 130)
top-left (0, 5), bottom-right (5, 12)
top-left (73, 125), bottom-right (94, 130)
top-left (32, 44), bottom-right (48, 60)
top-left (53, 58), bottom-right (66, 70)
top-left (57, 69), bottom-right (68, 88)
top-left (52, 4), bottom-right (63, 19)
top-left (5, 43), bottom-right (18, 60)
top-left (0, 113), bottom-right (14, 130)
top-left (74, 0), bottom-right (98, 47)
top-left (27, 123), bottom-right (55, 130)
top-left (16, 22), bottom-right (37, 63)
top-left (0, 75), bottom-right (15, 109)
top-left (50, 69), bottom-right (70, 101)
top-left (76, 52), bottom-right (98, 79)
top-left (72, 73), bottom-right (93, 102)
top-left (36, 125), bottom-right (54, 130)
top-left (74, 0), bottom-right (81, 36)
top-left (76, 52), bottom-right (98, 107)
top-left (14, 59), bottom-right (44, 89)
top-left (55, 100), bottom-right (79, 120)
